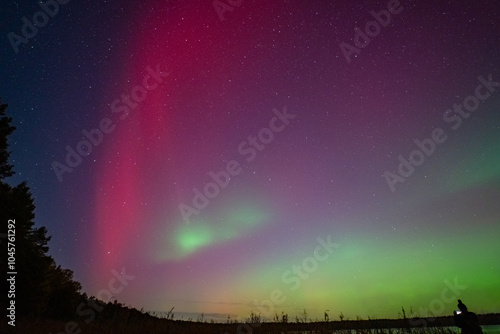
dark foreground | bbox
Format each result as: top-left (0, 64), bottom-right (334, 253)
top-left (4, 314), bottom-right (499, 334)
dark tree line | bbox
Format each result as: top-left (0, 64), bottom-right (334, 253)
top-left (0, 97), bottom-right (83, 320)
top-left (0, 97), bottom-right (181, 330)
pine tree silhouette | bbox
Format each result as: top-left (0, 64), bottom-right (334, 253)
top-left (0, 97), bottom-right (82, 320)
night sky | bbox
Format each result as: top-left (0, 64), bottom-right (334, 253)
top-left (1, 0), bottom-right (499, 321)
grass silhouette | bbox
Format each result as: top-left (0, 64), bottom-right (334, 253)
top-left (7, 305), bottom-right (500, 334)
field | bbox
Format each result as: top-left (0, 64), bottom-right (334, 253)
top-left (5, 314), bottom-right (500, 334)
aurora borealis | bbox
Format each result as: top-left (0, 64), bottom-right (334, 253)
top-left (1, 0), bottom-right (499, 322)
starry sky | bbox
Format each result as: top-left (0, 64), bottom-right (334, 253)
top-left (1, 0), bottom-right (499, 322)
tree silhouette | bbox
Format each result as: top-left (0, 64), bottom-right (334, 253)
top-left (0, 98), bottom-right (15, 179)
top-left (0, 97), bottom-right (82, 320)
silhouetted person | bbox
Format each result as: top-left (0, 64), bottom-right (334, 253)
top-left (454, 300), bottom-right (483, 334)
top-left (458, 299), bottom-right (468, 312)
